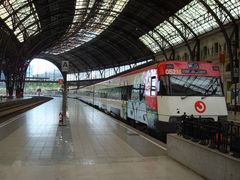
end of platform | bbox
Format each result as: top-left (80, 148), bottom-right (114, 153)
top-left (167, 133), bottom-right (240, 180)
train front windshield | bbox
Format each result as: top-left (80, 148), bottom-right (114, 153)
top-left (159, 76), bottom-right (224, 96)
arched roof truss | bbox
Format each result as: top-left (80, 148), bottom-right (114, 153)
top-left (0, 0), bottom-right (41, 42)
top-left (140, 0), bottom-right (240, 58)
top-left (46, 0), bottom-right (129, 55)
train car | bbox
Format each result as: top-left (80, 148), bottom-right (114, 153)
top-left (72, 61), bottom-right (228, 136)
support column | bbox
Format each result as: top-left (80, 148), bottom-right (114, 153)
top-left (15, 65), bottom-right (26, 98)
top-left (15, 76), bottom-right (25, 98)
top-left (6, 81), bottom-right (14, 98)
top-left (62, 72), bottom-right (67, 125)
top-left (77, 73), bottom-right (80, 88)
top-left (4, 61), bottom-right (27, 98)
top-left (231, 25), bottom-right (239, 113)
top-left (5, 72), bottom-right (14, 98)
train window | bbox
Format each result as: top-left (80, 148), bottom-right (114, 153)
top-left (131, 84), bottom-right (140, 100)
top-left (151, 77), bottom-right (156, 96)
top-left (214, 42), bottom-right (219, 54)
top-left (107, 87), bottom-right (121, 100)
top-left (102, 91), bottom-right (107, 98)
top-left (139, 84), bottom-right (145, 101)
top-left (226, 63), bottom-right (230, 72)
top-left (116, 87), bottom-right (121, 100)
top-left (111, 88), bottom-right (116, 99)
top-left (157, 80), bottom-right (160, 92)
top-left (169, 76), bottom-right (223, 96)
top-left (203, 46), bottom-right (207, 57)
top-left (121, 86), bottom-right (127, 100)
top-left (128, 85), bottom-right (132, 99)
top-left (94, 86), bottom-right (134, 100)
top-left (158, 76), bottom-right (170, 95)
top-left (108, 88), bottom-right (113, 99)
top-left (94, 91), bottom-right (98, 98)
top-left (99, 89), bottom-right (106, 98)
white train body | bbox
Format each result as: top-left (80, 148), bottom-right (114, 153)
top-left (69, 61), bottom-right (228, 134)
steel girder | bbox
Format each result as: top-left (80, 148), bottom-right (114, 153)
top-left (199, 0), bottom-right (239, 83)
top-left (37, 0), bottom-right (190, 72)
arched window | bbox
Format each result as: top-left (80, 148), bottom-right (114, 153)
top-left (226, 63), bottom-right (231, 72)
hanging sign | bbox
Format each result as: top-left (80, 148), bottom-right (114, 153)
top-left (61, 61), bottom-right (69, 72)
top-left (219, 53), bottom-right (225, 64)
top-left (58, 79), bottom-right (64, 85)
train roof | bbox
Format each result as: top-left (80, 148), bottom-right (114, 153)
top-left (79, 60), bottom-right (220, 89)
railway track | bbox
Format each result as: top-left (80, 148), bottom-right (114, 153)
top-left (0, 97), bottom-right (52, 123)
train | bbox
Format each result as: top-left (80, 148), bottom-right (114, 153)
top-left (69, 60), bottom-right (228, 138)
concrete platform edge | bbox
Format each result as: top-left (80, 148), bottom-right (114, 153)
top-left (167, 134), bottom-right (240, 180)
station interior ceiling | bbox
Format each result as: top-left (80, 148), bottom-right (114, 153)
top-left (0, 0), bottom-right (239, 75)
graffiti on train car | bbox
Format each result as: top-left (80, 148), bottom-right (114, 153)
top-left (127, 100), bottom-right (147, 124)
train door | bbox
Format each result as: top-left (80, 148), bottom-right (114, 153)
top-left (121, 81), bottom-right (128, 119)
top-left (145, 73), bottom-right (159, 129)
top-left (127, 75), bottom-right (147, 124)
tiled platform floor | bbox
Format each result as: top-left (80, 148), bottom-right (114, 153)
top-left (0, 98), bottom-right (204, 180)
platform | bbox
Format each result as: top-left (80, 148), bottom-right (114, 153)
top-left (0, 98), bottom-right (204, 180)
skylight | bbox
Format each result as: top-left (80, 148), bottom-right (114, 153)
top-left (47, 0), bottom-right (129, 55)
top-left (140, 0), bottom-right (240, 53)
top-left (0, 0), bottom-right (40, 42)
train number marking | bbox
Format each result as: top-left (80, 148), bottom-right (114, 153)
top-left (165, 69), bottom-right (181, 75)
top-left (194, 101), bottom-right (206, 113)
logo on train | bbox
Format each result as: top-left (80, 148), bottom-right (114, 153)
top-left (194, 101), bottom-right (206, 113)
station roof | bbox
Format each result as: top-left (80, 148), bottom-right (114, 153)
top-left (0, 0), bottom-right (239, 73)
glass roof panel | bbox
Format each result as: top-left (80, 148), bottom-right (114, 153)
top-left (140, 0), bottom-right (239, 54)
top-left (0, 0), bottom-right (40, 42)
top-left (0, 5), bottom-right (8, 19)
top-left (0, 5), bottom-right (13, 29)
top-left (139, 34), bottom-right (160, 53)
top-left (219, 0), bottom-right (240, 19)
top-left (158, 21), bottom-right (184, 45)
top-left (47, 0), bottom-right (129, 55)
